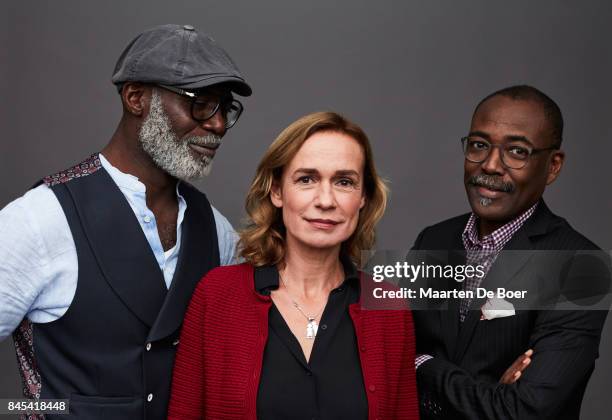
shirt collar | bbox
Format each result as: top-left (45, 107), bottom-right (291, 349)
top-left (98, 152), bottom-right (186, 203)
top-left (254, 254), bottom-right (360, 296)
top-left (462, 202), bottom-right (538, 251)
top-left (99, 153), bottom-right (146, 193)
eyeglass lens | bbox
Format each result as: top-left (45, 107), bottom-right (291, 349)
top-left (192, 97), bottom-right (242, 128)
top-left (463, 137), bottom-right (532, 169)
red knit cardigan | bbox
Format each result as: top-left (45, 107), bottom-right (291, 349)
top-left (168, 263), bottom-right (419, 419)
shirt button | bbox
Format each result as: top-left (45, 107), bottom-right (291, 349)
top-left (145, 343), bottom-right (152, 351)
top-left (183, 24), bottom-right (195, 31)
top-left (147, 393), bottom-right (153, 402)
top-left (143, 215), bottom-right (151, 223)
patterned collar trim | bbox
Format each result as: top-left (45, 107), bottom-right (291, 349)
top-left (42, 153), bottom-right (101, 187)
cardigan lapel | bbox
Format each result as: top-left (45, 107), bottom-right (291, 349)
top-left (348, 303), bottom-right (379, 420)
top-left (248, 265), bottom-right (273, 420)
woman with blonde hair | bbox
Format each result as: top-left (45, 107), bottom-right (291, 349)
top-left (168, 111), bottom-right (418, 419)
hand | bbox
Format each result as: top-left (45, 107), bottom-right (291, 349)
top-left (499, 349), bottom-right (533, 384)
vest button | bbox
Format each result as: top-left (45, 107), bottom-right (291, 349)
top-left (147, 393), bottom-right (153, 402)
top-left (369, 385), bottom-right (376, 392)
top-left (145, 343), bottom-right (152, 351)
top-left (172, 339), bottom-right (180, 346)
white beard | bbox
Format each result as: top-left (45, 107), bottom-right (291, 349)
top-left (138, 90), bottom-right (221, 180)
top-left (479, 197), bottom-right (493, 207)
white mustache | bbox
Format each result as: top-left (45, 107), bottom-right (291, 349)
top-left (186, 135), bottom-right (221, 147)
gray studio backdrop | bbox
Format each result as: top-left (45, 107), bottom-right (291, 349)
top-left (1, 0), bottom-right (611, 418)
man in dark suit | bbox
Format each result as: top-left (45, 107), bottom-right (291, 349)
top-left (411, 85), bottom-right (610, 419)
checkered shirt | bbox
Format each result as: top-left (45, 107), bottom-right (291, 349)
top-left (458, 203), bottom-right (538, 321)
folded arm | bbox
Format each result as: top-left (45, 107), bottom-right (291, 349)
top-left (418, 309), bottom-right (607, 419)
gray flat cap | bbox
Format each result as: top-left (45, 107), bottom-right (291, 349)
top-left (111, 24), bottom-right (252, 96)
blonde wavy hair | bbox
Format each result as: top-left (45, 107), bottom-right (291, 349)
top-left (239, 111), bottom-right (388, 267)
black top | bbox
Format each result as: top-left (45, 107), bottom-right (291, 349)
top-left (255, 258), bottom-right (368, 420)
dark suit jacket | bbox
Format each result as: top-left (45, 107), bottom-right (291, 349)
top-left (411, 201), bottom-right (610, 420)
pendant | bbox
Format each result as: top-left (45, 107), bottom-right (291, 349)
top-left (306, 318), bottom-right (319, 339)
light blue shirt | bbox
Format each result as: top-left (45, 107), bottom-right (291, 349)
top-left (0, 154), bottom-right (237, 340)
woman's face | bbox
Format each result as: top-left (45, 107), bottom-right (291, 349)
top-left (271, 131), bottom-right (366, 253)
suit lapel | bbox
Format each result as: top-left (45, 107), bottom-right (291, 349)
top-left (147, 183), bottom-right (220, 342)
top-left (441, 248), bottom-right (464, 359)
top-left (452, 201), bottom-right (552, 362)
top-left (427, 226), bottom-right (465, 360)
top-left (65, 169), bottom-right (167, 328)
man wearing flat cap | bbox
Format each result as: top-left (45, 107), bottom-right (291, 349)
top-left (0, 24), bottom-right (251, 419)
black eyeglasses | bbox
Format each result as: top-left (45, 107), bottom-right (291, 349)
top-left (461, 136), bottom-right (559, 169)
top-left (157, 84), bottom-right (243, 129)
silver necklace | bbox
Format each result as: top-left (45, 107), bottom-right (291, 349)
top-left (278, 273), bottom-right (323, 339)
